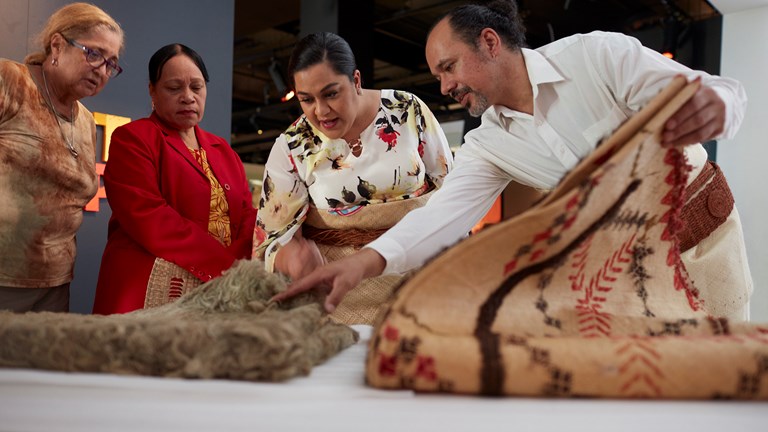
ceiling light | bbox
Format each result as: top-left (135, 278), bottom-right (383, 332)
top-left (268, 58), bottom-right (293, 102)
top-left (661, 15), bottom-right (679, 59)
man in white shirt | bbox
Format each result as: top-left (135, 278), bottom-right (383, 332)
top-left (273, 0), bottom-right (752, 320)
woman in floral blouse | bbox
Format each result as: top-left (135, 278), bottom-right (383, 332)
top-left (253, 32), bottom-right (453, 324)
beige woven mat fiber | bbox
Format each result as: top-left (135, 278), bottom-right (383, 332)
top-left (365, 77), bottom-right (768, 399)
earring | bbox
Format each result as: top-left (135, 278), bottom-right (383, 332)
top-left (151, 100), bottom-right (155, 110)
top-left (51, 58), bottom-right (58, 66)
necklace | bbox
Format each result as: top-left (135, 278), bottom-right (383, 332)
top-left (347, 137), bottom-right (363, 157)
top-left (41, 67), bottom-right (78, 159)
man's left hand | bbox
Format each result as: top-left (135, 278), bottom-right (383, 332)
top-left (662, 82), bottom-right (725, 147)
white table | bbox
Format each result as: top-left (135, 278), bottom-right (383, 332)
top-left (1, 326), bottom-right (765, 432)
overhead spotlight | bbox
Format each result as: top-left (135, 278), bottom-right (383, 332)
top-left (262, 82), bottom-right (271, 105)
top-left (248, 114), bottom-right (260, 132)
top-left (268, 58), bottom-right (295, 102)
top-left (661, 15), bottom-right (679, 59)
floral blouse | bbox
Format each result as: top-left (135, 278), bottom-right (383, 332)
top-left (253, 89), bottom-right (453, 271)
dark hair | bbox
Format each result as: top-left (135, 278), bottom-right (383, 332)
top-left (435, 0), bottom-right (526, 51)
top-left (148, 43), bottom-right (210, 85)
top-left (287, 32), bottom-right (357, 89)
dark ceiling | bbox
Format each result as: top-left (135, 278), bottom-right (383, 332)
top-left (231, 0), bottom-right (720, 163)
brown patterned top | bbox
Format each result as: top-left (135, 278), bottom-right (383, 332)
top-left (0, 60), bottom-right (98, 288)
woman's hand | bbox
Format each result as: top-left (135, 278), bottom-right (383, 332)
top-left (270, 248), bottom-right (387, 313)
top-left (273, 229), bottom-right (326, 281)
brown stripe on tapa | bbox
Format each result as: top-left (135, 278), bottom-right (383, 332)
top-left (706, 316), bottom-right (731, 336)
top-left (475, 179), bottom-right (642, 396)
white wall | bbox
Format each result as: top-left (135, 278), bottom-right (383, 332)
top-left (440, 119), bottom-right (466, 150)
top-left (718, 6), bottom-right (768, 321)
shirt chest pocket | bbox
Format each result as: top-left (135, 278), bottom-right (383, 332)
top-left (582, 105), bottom-right (629, 149)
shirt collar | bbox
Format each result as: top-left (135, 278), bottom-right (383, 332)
top-left (522, 47), bottom-right (565, 88)
top-left (490, 48), bottom-right (565, 121)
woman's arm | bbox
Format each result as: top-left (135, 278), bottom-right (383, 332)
top-left (412, 94), bottom-right (454, 187)
top-left (253, 134), bottom-right (312, 273)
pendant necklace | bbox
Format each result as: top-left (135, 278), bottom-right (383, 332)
top-left (347, 137), bottom-right (363, 157)
top-left (41, 67), bottom-right (78, 159)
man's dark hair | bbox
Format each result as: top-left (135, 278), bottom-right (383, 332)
top-left (434, 0), bottom-right (527, 50)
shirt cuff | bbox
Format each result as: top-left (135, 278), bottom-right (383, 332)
top-left (364, 238), bottom-right (407, 276)
top-left (710, 85), bottom-right (746, 141)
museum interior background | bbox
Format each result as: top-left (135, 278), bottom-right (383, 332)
top-left (1, 0), bottom-right (765, 320)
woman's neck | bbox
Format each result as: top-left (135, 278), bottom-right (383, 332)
top-left (343, 89), bottom-right (380, 142)
top-left (31, 63), bottom-right (76, 121)
top-left (179, 128), bottom-right (199, 150)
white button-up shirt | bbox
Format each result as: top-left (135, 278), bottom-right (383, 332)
top-left (368, 31), bottom-right (747, 275)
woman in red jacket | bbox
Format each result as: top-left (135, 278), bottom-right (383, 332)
top-left (93, 44), bottom-right (256, 314)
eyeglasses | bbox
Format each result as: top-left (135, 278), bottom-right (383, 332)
top-left (65, 37), bottom-right (123, 78)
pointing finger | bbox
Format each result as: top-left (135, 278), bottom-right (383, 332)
top-left (269, 271), bottom-right (327, 303)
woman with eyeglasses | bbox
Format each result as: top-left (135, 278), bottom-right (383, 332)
top-left (92, 44), bottom-right (257, 315)
top-left (0, 3), bottom-right (124, 313)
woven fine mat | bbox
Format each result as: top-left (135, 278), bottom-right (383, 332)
top-left (365, 77), bottom-right (768, 399)
top-left (0, 260), bottom-right (358, 381)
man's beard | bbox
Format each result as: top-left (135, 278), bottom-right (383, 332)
top-left (451, 87), bottom-right (490, 117)
top-left (467, 92), bottom-right (489, 117)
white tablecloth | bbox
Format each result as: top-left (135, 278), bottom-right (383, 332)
top-left (0, 326), bottom-right (765, 432)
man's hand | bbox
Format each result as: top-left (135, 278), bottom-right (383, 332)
top-left (662, 80), bottom-right (725, 147)
top-left (270, 248), bottom-right (387, 313)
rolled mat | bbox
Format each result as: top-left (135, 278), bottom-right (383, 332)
top-left (364, 77), bottom-right (768, 399)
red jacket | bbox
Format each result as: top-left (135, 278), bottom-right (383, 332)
top-left (93, 113), bottom-right (256, 314)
